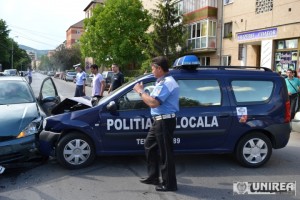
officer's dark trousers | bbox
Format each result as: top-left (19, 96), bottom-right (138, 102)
top-left (144, 117), bottom-right (177, 189)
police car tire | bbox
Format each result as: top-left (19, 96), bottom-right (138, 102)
top-left (235, 133), bottom-right (272, 168)
top-left (56, 132), bottom-right (95, 169)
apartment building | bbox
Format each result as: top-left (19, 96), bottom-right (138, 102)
top-left (142, 0), bottom-right (220, 65)
top-left (223, 0), bottom-right (300, 73)
top-left (66, 20), bottom-right (84, 48)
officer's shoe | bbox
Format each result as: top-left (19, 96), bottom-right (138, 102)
top-left (139, 177), bottom-right (160, 185)
top-left (155, 184), bottom-right (178, 192)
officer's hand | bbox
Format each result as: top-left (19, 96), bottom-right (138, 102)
top-left (133, 82), bottom-right (144, 93)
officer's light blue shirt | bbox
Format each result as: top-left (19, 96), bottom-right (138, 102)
top-left (150, 75), bottom-right (179, 116)
top-left (285, 77), bottom-right (300, 94)
top-left (76, 71), bottom-right (86, 86)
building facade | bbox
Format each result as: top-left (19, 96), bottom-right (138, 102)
top-left (66, 20), bottom-right (84, 48)
top-left (223, 0), bottom-right (300, 74)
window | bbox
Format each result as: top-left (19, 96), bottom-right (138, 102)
top-left (187, 19), bottom-right (217, 50)
top-left (76, 30), bottom-right (81, 34)
top-left (117, 82), bottom-right (155, 110)
top-left (178, 79), bottom-right (221, 107)
top-left (256, 0), bottom-right (273, 14)
top-left (238, 44), bottom-right (244, 60)
top-left (222, 56), bottom-right (231, 66)
top-left (232, 80), bottom-right (273, 104)
top-left (200, 57), bottom-right (210, 66)
top-left (183, 0), bottom-right (217, 13)
top-left (224, 0), bottom-right (233, 5)
top-left (224, 22), bottom-right (232, 38)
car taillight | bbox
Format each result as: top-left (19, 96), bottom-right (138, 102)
top-left (285, 100), bottom-right (291, 122)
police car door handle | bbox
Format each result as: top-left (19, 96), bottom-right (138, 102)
top-left (219, 113), bottom-right (230, 118)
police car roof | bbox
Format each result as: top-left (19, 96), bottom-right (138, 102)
top-left (172, 55), bottom-right (274, 73)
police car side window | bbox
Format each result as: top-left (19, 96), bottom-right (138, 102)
top-left (117, 82), bottom-right (155, 110)
top-left (232, 80), bottom-right (273, 104)
top-left (178, 79), bottom-right (221, 107)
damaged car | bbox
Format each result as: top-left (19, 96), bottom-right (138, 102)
top-left (0, 76), bottom-right (60, 169)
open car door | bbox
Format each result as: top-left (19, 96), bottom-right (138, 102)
top-left (37, 77), bottom-right (61, 116)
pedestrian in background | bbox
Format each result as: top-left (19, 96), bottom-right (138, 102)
top-left (133, 56), bottom-right (179, 192)
top-left (27, 68), bottom-right (32, 86)
top-left (107, 64), bottom-right (124, 94)
top-left (74, 65), bottom-right (86, 97)
top-left (90, 64), bottom-right (106, 100)
top-left (285, 69), bottom-right (300, 118)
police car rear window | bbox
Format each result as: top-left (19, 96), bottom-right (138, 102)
top-left (232, 80), bottom-right (273, 104)
top-left (178, 79), bottom-right (221, 107)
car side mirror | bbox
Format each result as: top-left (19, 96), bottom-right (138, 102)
top-left (106, 101), bottom-right (117, 112)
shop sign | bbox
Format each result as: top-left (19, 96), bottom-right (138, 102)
top-left (237, 28), bottom-right (277, 42)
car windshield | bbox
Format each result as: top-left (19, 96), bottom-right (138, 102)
top-left (0, 80), bottom-right (35, 104)
top-left (67, 72), bottom-right (76, 76)
top-left (3, 69), bottom-right (17, 76)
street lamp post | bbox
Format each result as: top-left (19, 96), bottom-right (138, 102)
top-left (11, 36), bottom-right (18, 69)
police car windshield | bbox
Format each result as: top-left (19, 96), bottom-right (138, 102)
top-left (95, 74), bottom-right (151, 106)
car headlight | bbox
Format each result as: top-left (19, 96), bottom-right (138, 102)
top-left (17, 117), bottom-right (42, 138)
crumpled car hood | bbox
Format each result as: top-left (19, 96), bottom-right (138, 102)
top-left (0, 103), bottom-right (39, 137)
top-left (51, 96), bottom-right (92, 115)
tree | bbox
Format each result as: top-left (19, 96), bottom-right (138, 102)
top-left (40, 44), bottom-right (82, 72)
top-left (146, 0), bottom-right (188, 64)
top-left (80, 0), bottom-right (150, 70)
top-left (0, 19), bottom-right (11, 68)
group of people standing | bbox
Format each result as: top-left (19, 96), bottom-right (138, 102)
top-left (74, 63), bottom-right (124, 99)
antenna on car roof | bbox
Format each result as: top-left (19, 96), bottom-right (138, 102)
top-left (172, 55), bottom-right (200, 70)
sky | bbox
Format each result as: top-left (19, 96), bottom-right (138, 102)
top-left (0, 0), bottom-right (91, 50)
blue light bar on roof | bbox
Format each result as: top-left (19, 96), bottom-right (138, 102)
top-left (173, 55), bottom-right (200, 69)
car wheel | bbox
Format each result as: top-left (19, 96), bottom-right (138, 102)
top-left (56, 132), bottom-right (95, 169)
top-left (235, 132), bottom-right (272, 168)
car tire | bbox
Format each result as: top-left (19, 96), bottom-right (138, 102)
top-left (235, 132), bottom-right (272, 168)
top-left (56, 132), bottom-right (95, 169)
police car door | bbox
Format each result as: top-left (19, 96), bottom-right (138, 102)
top-left (174, 78), bottom-right (233, 151)
top-left (101, 82), bottom-right (155, 153)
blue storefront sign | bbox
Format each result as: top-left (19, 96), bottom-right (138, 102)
top-left (237, 28), bottom-right (277, 42)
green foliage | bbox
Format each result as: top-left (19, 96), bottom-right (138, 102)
top-left (145, 0), bottom-right (188, 64)
top-left (80, 0), bottom-right (150, 70)
top-left (0, 19), bottom-right (11, 69)
top-left (0, 19), bottom-right (31, 71)
top-left (40, 44), bottom-right (82, 72)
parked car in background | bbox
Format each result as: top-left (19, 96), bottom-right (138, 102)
top-left (3, 69), bottom-right (19, 76)
top-left (65, 71), bottom-right (77, 82)
top-left (85, 74), bottom-right (94, 87)
top-left (47, 71), bottom-right (55, 76)
top-left (102, 71), bottom-right (113, 90)
top-left (0, 76), bottom-right (60, 169)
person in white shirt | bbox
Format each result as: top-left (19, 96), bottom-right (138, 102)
top-left (90, 64), bottom-right (106, 99)
top-left (74, 65), bottom-right (86, 97)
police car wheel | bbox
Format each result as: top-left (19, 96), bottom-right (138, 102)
top-left (235, 133), bottom-right (272, 168)
top-left (56, 132), bottom-right (95, 169)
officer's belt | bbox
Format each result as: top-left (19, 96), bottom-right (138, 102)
top-left (153, 113), bottom-right (176, 121)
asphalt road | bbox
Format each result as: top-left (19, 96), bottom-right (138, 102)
top-left (0, 72), bottom-right (299, 200)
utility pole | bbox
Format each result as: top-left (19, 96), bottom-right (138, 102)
top-left (11, 36), bottom-right (18, 69)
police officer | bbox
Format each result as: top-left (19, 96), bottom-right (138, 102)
top-left (74, 64), bottom-right (86, 97)
top-left (133, 56), bottom-right (179, 192)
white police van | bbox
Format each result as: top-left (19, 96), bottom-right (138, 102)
top-left (39, 55), bottom-right (291, 169)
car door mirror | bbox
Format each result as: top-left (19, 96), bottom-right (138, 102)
top-left (106, 101), bottom-right (117, 112)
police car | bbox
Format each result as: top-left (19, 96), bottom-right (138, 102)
top-left (39, 55), bottom-right (291, 169)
